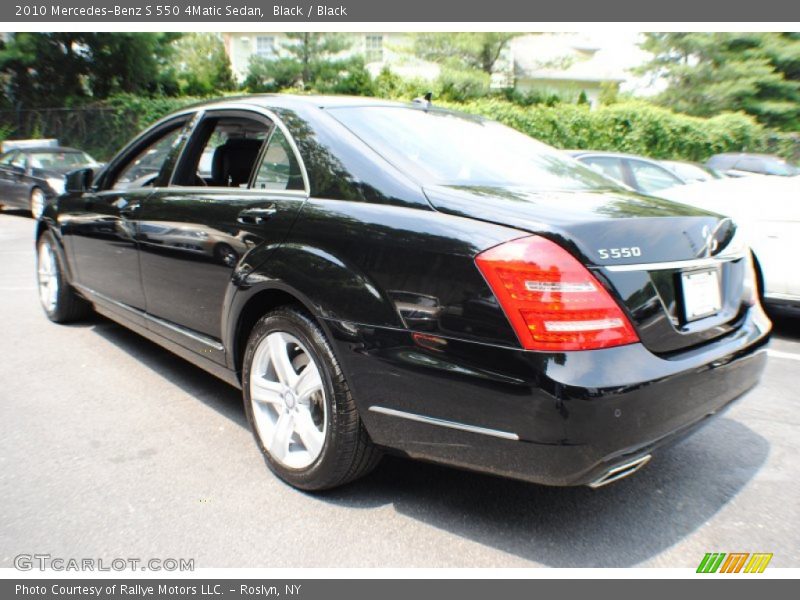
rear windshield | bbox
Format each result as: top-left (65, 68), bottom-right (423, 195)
top-left (328, 106), bottom-right (623, 191)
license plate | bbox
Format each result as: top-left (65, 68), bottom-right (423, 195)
top-left (681, 268), bottom-right (722, 321)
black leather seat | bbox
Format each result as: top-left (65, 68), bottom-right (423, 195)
top-left (210, 138), bottom-right (263, 187)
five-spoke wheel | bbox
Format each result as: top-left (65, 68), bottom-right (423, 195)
top-left (243, 307), bottom-right (381, 490)
top-left (249, 331), bottom-right (327, 469)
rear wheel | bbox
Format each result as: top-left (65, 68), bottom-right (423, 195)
top-left (243, 307), bottom-right (381, 490)
top-left (36, 231), bottom-right (92, 323)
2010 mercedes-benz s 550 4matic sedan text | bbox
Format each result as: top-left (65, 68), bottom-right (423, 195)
top-left (35, 95), bottom-right (771, 490)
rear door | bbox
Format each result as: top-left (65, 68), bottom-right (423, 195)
top-left (137, 108), bottom-right (308, 360)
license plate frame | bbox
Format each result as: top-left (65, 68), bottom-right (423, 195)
top-left (681, 267), bottom-right (722, 322)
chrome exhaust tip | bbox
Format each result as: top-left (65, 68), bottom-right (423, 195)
top-left (588, 454), bottom-right (651, 489)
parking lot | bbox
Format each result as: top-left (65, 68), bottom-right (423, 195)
top-left (1, 209), bottom-right (798, 569)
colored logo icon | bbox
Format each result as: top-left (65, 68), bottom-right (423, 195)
top-left (697, 553), bottom-right (773, 573)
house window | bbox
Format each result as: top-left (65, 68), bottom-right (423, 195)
top-left (365, 35), bottom-right (383, 62)
top-left (256, 36), bottom-right (276, 58)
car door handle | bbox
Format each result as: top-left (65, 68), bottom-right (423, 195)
top-left (237, 206), bottom-right (277, 225)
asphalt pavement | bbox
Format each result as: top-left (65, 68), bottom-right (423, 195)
top-left (1, 209), bottom-right (798, 569)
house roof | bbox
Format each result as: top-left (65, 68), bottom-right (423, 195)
top-left (512, 34), bottom-right (627, 83)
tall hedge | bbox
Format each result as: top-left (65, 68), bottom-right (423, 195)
top-left (3, 93), bottom-right (796, 163)
top-left (438, 99), bottom-right (780, 162)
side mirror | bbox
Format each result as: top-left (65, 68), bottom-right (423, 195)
top-left (65, 168), bottom-right (94, 193)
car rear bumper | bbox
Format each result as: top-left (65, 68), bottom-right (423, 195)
top-left (328, 304), bottom-right (771, 486)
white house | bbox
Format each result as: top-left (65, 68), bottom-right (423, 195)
top-left (221, 32), bottom-right (642, 104)
top-left (507, 34), bottom-right (628, 106)
top-left (222, 33), bottom-right (439, 84)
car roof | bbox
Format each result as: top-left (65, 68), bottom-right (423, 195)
top-left (710, 152), bottom-right (782, 159)
top-left (11, 146), bottom-right (83, 154)
top-left (175, 94), bottom-right (482, 121)
top-left (566, 150), bottom-right (665, 163)
top-left (189, 94), bottom-right (419, 110)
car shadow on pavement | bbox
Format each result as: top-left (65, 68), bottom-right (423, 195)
top-left (325, 418), bottom-right (768, 567)
top-left (768, 310), bottom-right (800, 341)
top-left (86, 315), bottom-right (246, 426)
top-left (86, 314), bottom-right (769, 568)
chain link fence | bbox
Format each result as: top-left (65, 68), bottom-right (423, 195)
top-left (0, 106), bottom-right (142, 161)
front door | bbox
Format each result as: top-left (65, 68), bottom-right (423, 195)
top-left (137, 110), bottom-right (308, 357)
top-left (63, 117), bottom-right (192, 317)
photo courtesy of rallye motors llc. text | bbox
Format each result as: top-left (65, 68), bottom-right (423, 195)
top-left (15, 584), bottom-right (302, 597)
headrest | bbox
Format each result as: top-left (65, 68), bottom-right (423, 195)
top-left (211, 138), bottom-right (263, 187)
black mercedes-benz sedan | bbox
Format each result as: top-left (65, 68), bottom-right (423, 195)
top-left (0, 146), bottom-right (100, 217)
top-left (35, 95), bottom-right (771, 490)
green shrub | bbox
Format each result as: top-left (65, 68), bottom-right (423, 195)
top-left (436, 98), bottom-right (778, 161)
top-left (435, 68), bottom-right (491, 102)
top-left (4, 92), bottom-right (797, 164)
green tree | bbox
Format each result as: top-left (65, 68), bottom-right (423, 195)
top-left (82, 33), bottom-right (181, 98)
top-left (412, 33), bottom-right (518, 74)
top-left (286, 33), bottom-right (351, 86)
top-left (244, 57), bottom-right (303, 92)
top-left (639, 33), bottom-right (800, 130)
top-left (0, 33), bottom-right (88, 107)
top-left (0, 33), bottom-right (180, 108)
top-left (244, 34), bottom-right (365, 93)
top-left (172, 33), bottom-right (236, 96)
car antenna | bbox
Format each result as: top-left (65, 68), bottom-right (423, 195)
top-left (412, 91), bottom-right (433, 110)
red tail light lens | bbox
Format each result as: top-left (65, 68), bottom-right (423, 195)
top-left (475, 236), bottom-right (639, 351)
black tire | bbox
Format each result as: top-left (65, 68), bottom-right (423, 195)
top-left (213, 243), bottom-right (238, 267)
top-left (242, 306), bottom-right (381, 490)
top-left (36, 230), bottom-right (92, 323)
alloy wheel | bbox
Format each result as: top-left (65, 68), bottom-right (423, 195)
top-left (249, 331), bottom-right (327, 469)
top-left (37, 241), bottom-right (59, 314)
top-left (30, 188), bottom-right (46, 219)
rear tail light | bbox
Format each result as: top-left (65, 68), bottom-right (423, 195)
top-left (475, 235), bottom-right (639, 351)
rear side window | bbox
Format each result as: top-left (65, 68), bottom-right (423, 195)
top-left (253, 129), bottom-right (305, 192)
top-left (628, 160), bottom-right (682, 194)
top-left (735, 157), bottom-right (765, 174)
top-left (582, 157), bottom-right (625, 184)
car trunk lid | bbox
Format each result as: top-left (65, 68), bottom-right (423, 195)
top-left (424, 185), bottom-right (751, 354)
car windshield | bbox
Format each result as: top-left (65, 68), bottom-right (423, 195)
top-left (328, 106), bottom-right (623, 191)
top-left (29, 151), bottom-right (96, 170)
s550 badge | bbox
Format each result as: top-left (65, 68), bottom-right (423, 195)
top-left (598, 247), bottom-right (642, 260)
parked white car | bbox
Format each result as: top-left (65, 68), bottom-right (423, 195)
top-left (660, 175), bottom-right (800, 309)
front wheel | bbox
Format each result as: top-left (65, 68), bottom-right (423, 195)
top-left (36, 231), bottom-right (92, 323)
top-left (242, 307), bottom-right (381, 490)
top-left (30, 187), bottom-right (46, 219)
